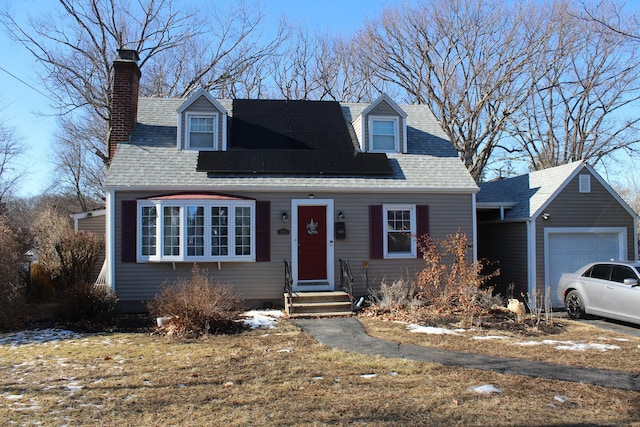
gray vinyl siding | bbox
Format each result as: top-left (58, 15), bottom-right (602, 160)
top-left (534, 170), bottom-right (636, 293)
top-left (477, 221), bottom-right (528, 299)
top-left (179, 95), bottom-right (225, 150)
top-left (76, 215), bottom-right (105, 235)
top-left (76, 215), bottom-right (106, 282)
top-left (113, 190), bottom-right (474, 305)
top-left (363, 100), bottom-right (405, 153)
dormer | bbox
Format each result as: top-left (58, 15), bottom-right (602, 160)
top-left (354, 94), bottom-right (408, 153)
top-left (177, 88), bottom-right (228, 151)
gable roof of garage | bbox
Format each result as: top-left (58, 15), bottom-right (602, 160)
top-left (477, 161), bottom-right (636, 220)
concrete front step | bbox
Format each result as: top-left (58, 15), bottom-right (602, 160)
top-left (284, 291), bottom-right (353, 317)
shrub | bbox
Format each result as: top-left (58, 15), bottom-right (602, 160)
top-left (147, 266), bottom-right (246, 337)
top-left (54, 231), bottom-right (104, 291)
top-left (56, 282), bottom-right (118, 323)
top-left (415, 230), bottom-right (499, 324)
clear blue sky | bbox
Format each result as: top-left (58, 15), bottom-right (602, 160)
top-left (0, 0), bottom-right (398, 198)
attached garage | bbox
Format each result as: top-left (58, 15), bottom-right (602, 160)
top-left (478, 162), bottom-right (637, 308)
top-left (545, 228), bottom-right (627, 306)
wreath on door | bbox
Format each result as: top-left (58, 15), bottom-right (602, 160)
top-left (306, 218), bottom-right (319, 235)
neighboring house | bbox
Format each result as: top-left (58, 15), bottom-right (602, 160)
top-left (104, 49), bottom-right (478, 311)
top-left (477, 161), bottom-right (638, 307)
top-left (70, 209), bottom-right (106, 284)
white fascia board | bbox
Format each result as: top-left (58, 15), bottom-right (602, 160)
top-left (105, 184), bottom-right (480, 194)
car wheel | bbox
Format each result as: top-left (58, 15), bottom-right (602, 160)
top-left (565, 290), bottom-right (586, 319)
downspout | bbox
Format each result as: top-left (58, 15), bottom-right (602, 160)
top-left (106, 189), bottom-right (116, 291)
top-left (527, 216), bottom-right (537, 307)
top-left (472, 193), bottom-right (477, 261)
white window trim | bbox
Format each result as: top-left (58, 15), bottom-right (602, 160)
top-left (383, 204), bottom-right (417, 258)
top-left (137, 199), bottom-right (256, 262)
top-left (368, 116), bottom-right (399, 153)
top-left (185, 112), bottom-right (219, 151)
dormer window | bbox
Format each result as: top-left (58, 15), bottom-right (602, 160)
top-left (370, 116), bottom-right (399, 152)
top-left (187, 113), bottom-right (218, 150)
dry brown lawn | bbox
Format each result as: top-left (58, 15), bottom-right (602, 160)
top-left (360, 315), bottom-right (640, 374)
top-left (0, 318), bottom-right (639, 426)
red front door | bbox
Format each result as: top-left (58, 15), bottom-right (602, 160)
top-left (297, 205), bottom-right (327, 281)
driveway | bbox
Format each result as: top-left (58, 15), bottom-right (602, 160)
top-left (554, 311), bottom-right (640, 338)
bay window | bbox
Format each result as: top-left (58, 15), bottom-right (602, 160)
top-left (138, 200), bottom-right (255, 262)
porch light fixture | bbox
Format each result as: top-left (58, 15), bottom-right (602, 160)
top-left (281, 212), bottom-right (289, 223)
top-left (337, 211), bottom-right (345, 222)
top-left (541, 212), bottom-right (550, 220)
top-left (308, 194), bottom-right (314, 199)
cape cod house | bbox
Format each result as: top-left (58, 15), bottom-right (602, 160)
top-left (103, 50), bottom-right (479, 312)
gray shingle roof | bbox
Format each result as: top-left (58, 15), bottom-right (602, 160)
top-left (477, 161), bottom-right (585, 219)
top-left (105, 97), bottom-right (477, 193)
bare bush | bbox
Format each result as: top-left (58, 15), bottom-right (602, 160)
top-left (56, 282), bottom-right (117, 323)
top-left (147, 266), bottom-right (246, 337)
top-left (55, 231), bottom-right (104, 290)
top-left (0, 215), bottom-right (26, 329)
top-left (369, 279), bottom-right (421, 309)
top-left (415, 230), bottom-right (499, 325)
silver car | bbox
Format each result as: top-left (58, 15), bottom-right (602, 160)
top-left (557, 261), bottom-right (640, 325)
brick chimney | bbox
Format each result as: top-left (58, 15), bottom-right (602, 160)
top-left (109, 49), bottom-right (141, 164)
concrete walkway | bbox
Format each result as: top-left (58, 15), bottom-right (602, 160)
top-left (293, 317), bottom-right (640, 391)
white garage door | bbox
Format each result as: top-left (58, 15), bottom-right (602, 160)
top-left (547, 229), bottom-right (625, 307)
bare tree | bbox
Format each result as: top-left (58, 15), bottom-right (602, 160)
top-left (1, 0), bottom-right (287, 150)
top-left (50, 114), bottom-right (105, 211)
top-left (0, 110), bottom-right (25, 203)
top-left (356, 0), bottom-right (549, 180)
top-left (508, 0), bottom-right (640, 170)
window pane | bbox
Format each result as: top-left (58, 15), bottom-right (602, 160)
top-left (189, 133), bottom-right (214, 148)
top-left (187, 206), bottom-right (204, 256)
top-left (235, 206), bottom-right (251, 256)
top-left (141, 206), bottom-right (157, 256)
top-left (211, 207), bottom-right (229, 256)
top-left (373, 120), bottom-right (394, 135)
top-left (163, 206), bottom-right (180, 256)
top-left (388, 232), bottom-right (411, 253)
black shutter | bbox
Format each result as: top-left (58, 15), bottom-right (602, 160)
top-left (122, 200), bottom-right (137, 263)
top-left (416, 205), bottom-right (430, 258)
top-left (369, 205), bottom-right (383, 259)
top-left (256, 201), bottom-right (271, 262)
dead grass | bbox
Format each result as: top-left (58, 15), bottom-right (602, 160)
top-left (0, 320), bottom-right (639, 426)
top-left (359, 316), bottom-right (640, 374)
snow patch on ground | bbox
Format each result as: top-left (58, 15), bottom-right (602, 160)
top-left (406, 324), bottom-right (464, 335)
top-left (470, 384), bottom-right (502, 394)
top-left (240, 310), bottom-right (284, 329)
top-left (0, 329), bottom-right (82, 346)
top-left (406, 324), bottom-right (625, 352)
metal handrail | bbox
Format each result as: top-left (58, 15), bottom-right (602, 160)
top-left (284, 260), bottom-right (293, 315)
top-left (339, 258), bottom-right (354, 303)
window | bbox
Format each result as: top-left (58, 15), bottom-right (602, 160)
top-left (137, 200), bottom-right (255, 262)
top-left (383, 204), bottom-right (416, 258)
top-left (186, 113), bottom-right (217, 150)
top-left (369, 117), bottom-right (398, 152)
top-left (586, 264), bottom-right (612, 280)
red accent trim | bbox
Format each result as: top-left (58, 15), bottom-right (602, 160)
top-left (416, 205), bottom-right (430, 258)
top-left (369, 205), bottom-right (383, 259)
top-left (145, 193), bottom-right (252, 201)
top-left (122, 200), bottom-right (137, 263)
top-left (256, 201), bottom-right (270, 262)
